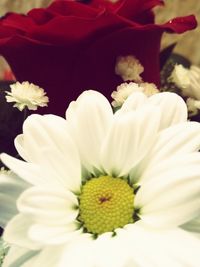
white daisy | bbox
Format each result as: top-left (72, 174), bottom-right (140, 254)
top-left (5, 81), bottom-right (49, 111)
top-left (1, 91), bottom-right (200, 267)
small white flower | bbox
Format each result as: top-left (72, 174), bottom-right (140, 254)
top-left (5, 81), bottom-right (49, 111)
top-left (170, 64), bottom-right (190, 89)
top-left (186, 98), bottom-right (200, 116)
top-left (1, 91), bottom-right (200, 267)
top-left (111, 82), bottom-right (159, 107)
top-left (115, 55), bottom-right (144, 82)
top-left (171, 64), bottom-right (200, 100)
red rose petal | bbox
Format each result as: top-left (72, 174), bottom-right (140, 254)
top-left (1, 13), bottom-right (36, 33)
top-left (117, 0), bottom-right (164, 19)
top-left (48, 0), bottom-right (101, 17)
top-left (161, 15), bottom-right (198, 33)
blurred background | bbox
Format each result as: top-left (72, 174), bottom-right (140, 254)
top-left (0, 0), bottom-right (52, 80)
top-left (155, 0), bottom-right (200, 65)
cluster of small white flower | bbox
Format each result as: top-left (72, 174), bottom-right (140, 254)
top-left (5, 81), bottom-right (49, 111)
top-left (170, 64), bottom-right (200, 116)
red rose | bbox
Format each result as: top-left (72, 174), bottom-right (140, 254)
top-left (0, 0), bottom-right (197, 115)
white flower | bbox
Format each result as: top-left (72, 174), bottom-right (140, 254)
top-left (5, 81), bottom-right (49, 111)
top-left (170, 64), bottom-right (200, 117)
top-left (170, 64), bottom-right (190, 89)
top-left (171, 64), bottom-right (200, 100)
top-left (1, 91), bottom-right (200, 267)
top-left (111, 82), bottom-right (159, 107)
top-left (186, 98), bottom-right (200, 116)
top-left (115, 55), bottom-right (144, 82)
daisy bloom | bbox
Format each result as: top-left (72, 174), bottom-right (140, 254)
top-left (1, 90), bottom-right (200, 267)
top-left (5, 81), bottom-right (49, 111)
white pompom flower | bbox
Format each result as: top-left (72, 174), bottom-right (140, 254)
top-left (115, 55), bottom-right (144, 82)
top-left (186, 98), bottom-right (200, 117)
top-left (5, 81), bottom-right (49, 111)
top-left (170, 64), bottom-right (200, 116)
top-left (1, 91), bottom-right (200, 267)
top-left (111, 82), bottom-right (159, 107)
top-left (171, 65), bottom-right (200, 99)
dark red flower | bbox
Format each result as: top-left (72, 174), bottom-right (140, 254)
top-left (0, 0), bottom-right (197, 116)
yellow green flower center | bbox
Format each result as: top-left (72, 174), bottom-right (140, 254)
top-left (79, 176), bottom-right (134, 234)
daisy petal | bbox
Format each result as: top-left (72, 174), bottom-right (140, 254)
top-left (0, 154), bottom-right (63, 188)
top-left (66, 90), bottom-right (113, 173)
top-left (135, 153), bottom-right (200, 228)
top-left (101, 105), bottom-right (160, 176)
top-left (17, 114), bottom-right (69, 162)
top-left (148, 92), bottom-right (187, 129)
top-left (117, 92), bottom-right (148, 114)
top-left (155, 228), bottom-right (200, 267)
top-left (137, 199), bottom-right (200, 230)
top-left (59, 234), bottom-right (94, 267)
top-left (2, 246), bottom-right (39, 267)
top-left (29, 223), bottom-right (81, 245)
top-left (1, 153), bottom-right (81, 192)
top-left (94, 232), bottom-right (131, 267)
top-left (15, 135), bottom-right (30, 162)
top-left (0, 195), bottom-right (18, 228)
top-left (120, 223), bottom-right (177, 267)
top-left (15, 114), bottom-right (81, 192)
top-left (20, 246), bottom-right (66, 267)
top-left (124, 222), bottom-right (200, 267)
top-left (0, 172), bottom-right (29, 227)
top-left (0, 172), bottom-right (29, 195)
top-left (135, 121), bottom-right (200, 183)
top-left (3, 213), bottom-right (42, 250)
top-left (17, 186), bottom-right (78, 226)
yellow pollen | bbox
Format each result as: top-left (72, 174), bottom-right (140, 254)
top-left (79, 176), bottom-right (134, 234)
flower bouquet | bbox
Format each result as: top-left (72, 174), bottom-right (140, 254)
top-left (0, 0), bottom-right (200, 266)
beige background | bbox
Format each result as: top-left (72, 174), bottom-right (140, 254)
top-left (0, 0), bottom-right (51, 16)
top-left (155, 0), bottom-right (200, 65)
top-left (0, 0), bottom-right (199, 78)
